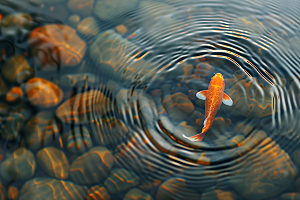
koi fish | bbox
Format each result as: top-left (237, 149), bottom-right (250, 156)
top-left (183, 73), bottom-right (233, 142)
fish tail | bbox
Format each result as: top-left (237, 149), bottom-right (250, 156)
top-left (182, 132), bottom-right (206, 142)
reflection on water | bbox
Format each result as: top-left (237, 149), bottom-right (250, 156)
top-left (0, 0), bottom-right (300, 199)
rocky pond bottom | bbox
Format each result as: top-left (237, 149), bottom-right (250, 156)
top-left (1, 0), bottom-right (300, 200)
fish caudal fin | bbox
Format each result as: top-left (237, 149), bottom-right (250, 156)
top-left (183, 133), bottom-right (206, 142)
top-left (222, 93), bottom-right (233, 106)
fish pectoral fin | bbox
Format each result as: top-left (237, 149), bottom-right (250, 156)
top-left (196, 90), bottom-right (208, 100)
top-left (222, 93), bottom-right (233, 106)
top-left (183, 133), bottom-right (206, 142)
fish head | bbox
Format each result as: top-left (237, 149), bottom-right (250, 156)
top-left (211, 73), bottom-right (225, 87)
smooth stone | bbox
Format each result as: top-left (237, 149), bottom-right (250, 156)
top-left (0, 76), bottom-right (7, 96)
top-left (24, 112), bottom-right (59, 151)
top-left (86, 185), bottom-right (110, 200)
top-left (201, 188), bottom-right (237, 200)
top-left (68, 0), bottom-right (94, 17)
top-left (115, 24), bottom-right (127, 35)
top-left (77, 16), bottom-right (100, 38)
top-left (156, 178), bottom-right (199, 200)
top-left (37, 147), bottom-right (70, 179)
top-left (19, 177), bottom-right (87, 200)
top-left (56, 90), bottom-right (110, 124)
top-left (59, 73), bottom-right (99, 88)
top-left (104, 168), bottom-right (140, 194)
top-left (280, 193), bottom-right (300, 200)
top-left (67, 14), bottom-right (81, 28)
top-left (0, 148), bottom-right (36, 182)
top-left (93, 0), bottom-right (139, 21)
top-left (25, 77), bottom-right (63, 109)
top-left (1, 55), bottom-right (34, 84)
top-left (67, 127), bottom-right (92, 154)
top-left (231, 137), bottom-right (298, 200)
top-left (0, 13), bottom-right (32, 36)
top-left (124, 188), bottom-right (154, 200)
top-left (0, 179), bottom-right (5, 200)
top-left (163, 92), bottom-right (194, 121)
top-left (1, 106), bottom-right (32, 140)
top-left (7, 186), bottom-right (18, 200)
top-left (70, 147), bottom-right (114, 185)
top-left (6, 86), bottom-right (23, 103)
top-left (28, 24), bottom-right (86, 71)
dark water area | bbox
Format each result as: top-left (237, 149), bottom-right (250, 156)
top-left (0, 0), bottom-right (300, 199)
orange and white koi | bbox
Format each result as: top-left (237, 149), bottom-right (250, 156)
top-left (183, 73), bottom-right (233, 142)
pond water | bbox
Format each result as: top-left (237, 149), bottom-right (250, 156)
top-left (0, 0), bottom-right (300, 199)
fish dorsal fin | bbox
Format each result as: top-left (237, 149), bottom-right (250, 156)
top-left (222, 93), bottom-right (233, 106)
top-left (196, 90), bottom-right (208, 100)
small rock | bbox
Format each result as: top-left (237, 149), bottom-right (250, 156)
top-left (104, 168), bottom-right (140, 194)
top-left (0, 13), bottom-right (32, 36)
top-left (36, 147), bottom-right (70, 179)
top-left (6, 86), bottom-right (23, 103)
top-left (115, 24), bottom-right (127, 34)
top-left (19, 177), bottom-right (87, 200)
top-left (70, 147), bottom-right (114, 185)
top-left (25, 77), bottom-right (63, 109)
top-left (67, 14), bottom-right (81, 28)
top-left (77, 16), bottom-right (100, 38)
top-left (0, 179), bottom-right (5, 200)
top-left (0, 148), bottom-right (36, 182)
top-left (124, 188), bottom-right (154, 200)
top-left (86, 185), bottom-right (110, 200)
top-left (1, 55), bottom-right (34, 84)
top-left (201, 188), bottom-right (237, 200)
top-left (68, 0), bottom-right (94, 17)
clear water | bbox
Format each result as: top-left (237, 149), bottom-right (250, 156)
top-left (0, 0), bottom-right (300, 199)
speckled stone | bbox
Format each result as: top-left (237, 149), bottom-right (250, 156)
top-left (19, 177), bottom-right (88, 200)
top-left (25, 77), bottom-right (63, 109)
top-left (124, 188), bottom-right (154, 200)
top-left (70, 147), bottom-right (114, 185)
top-left (24, 112), bottom-right (59, 151)
top-left (0, 148), bottom-right (36, 182)
top-left (104, 168), bottom-right (140, 194)
top-left (1, 55), bottom-right (34, 84)
top-left (86, 185), bottom-right (110, 200)
top-left (156, 178), bottom-right (199, 200)
top-left (37, 147), bottom-right (70, 179)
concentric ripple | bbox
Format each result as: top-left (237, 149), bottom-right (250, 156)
top-left (1, 0), bottom-right (300, 199)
